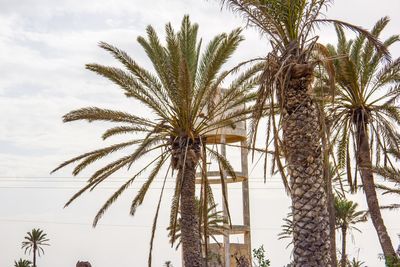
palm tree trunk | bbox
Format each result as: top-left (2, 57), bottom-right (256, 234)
top-left (356, 121), bottom-right (397, 261)
top-left (328, 184), bottom-right (338, 267)
top-left (322, 112), bottom-right (338, 267)
top-left (282, 65), bottom-right (331, 266)
top-left (179, 151), bottom-right (202, 267)
top-left (33, 245), bottom-right (37, 267)
top-left (340, 226), bottom-right (347, 267)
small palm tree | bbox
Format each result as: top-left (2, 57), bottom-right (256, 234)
top-left (52, 16), bottom-right (257, 266)
top-left (14, 259), bottom-right (32, 267)
top-left (334, 197), bottom-right (367, 267)
top-left (347, 257), bottom-right (366, 267)
top-left (219, 1), bottom-right (388, 265)
top-left (21, 228), bottom-right (50, 267)
top-left (327, 17), bottom-right (400, 261)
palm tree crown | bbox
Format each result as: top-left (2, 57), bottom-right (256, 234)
top-left (328, 17), bottom-right (400, 188)
top-left (14, 259), bottom-right (32, 267)
top-left (334, 197), bottom-right (367, 232)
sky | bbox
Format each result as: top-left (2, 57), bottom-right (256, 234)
top-left (0, 0), bottom-right (400, 266)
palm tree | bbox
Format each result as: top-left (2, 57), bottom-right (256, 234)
top-left (218, 1), bottom-right (388, 266)
top-left (21, 228), bottom-right (50, 267)
top-left (334, 197), bottom-right (367, 267)
top-left (347, 258), bottom-right (366, 267)
top-left (14, 259), bottom-right (32, 267)
top-left (327, 17), bottom-right (400, 262)
top-left (52, 16), bottom-right (257, 267)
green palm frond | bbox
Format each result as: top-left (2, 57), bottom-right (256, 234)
top-left (334, 197), bottom-right (367, 232)
top-left (21, 229), bottom-right (50, 256)
top-left (14, 259), bottom-right (32, 267)
top-left (92, 153), bottom-right (168, 227)
top-left (63, 107), bottom-right (155, 126)
top-left (278, 211), bottom-right (293, 248)
top-left (148, 169), bottom-right (169, 267)
top-left (130, 154), bottom-right (168, 216)
top-left (102, 126), bottom-right (150, 140)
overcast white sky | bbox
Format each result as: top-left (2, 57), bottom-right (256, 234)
top-left (1, 0), bottom-right (400, 266)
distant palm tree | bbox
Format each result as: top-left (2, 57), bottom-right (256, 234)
top-left (327, 17), bottom-right (400, 262)
top-left (52, 16), bottom-right (257, 267)
top-left (21, 228), bottom-right (50, 267)
top-left (334, 197), bottom-right (367, 267)
top-left (219, 1), bottom-right (388, 265)
top-left (14, 259), bottom-right (32, 267)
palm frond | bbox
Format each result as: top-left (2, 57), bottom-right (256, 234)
top-left (130, 154), bottom-right (168, 216)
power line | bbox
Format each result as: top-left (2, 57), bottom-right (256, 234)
top-left (0, 186), bottom-right (286, 190)
top-left (0, 218), bottom-right (399, 231)
top-left (0, 176), bottom-right (283, 180)
top-left (0, 179), bottom-right (283, 183)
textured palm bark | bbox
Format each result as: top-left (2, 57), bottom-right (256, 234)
top-left (282, 65), bottom-right (331, 266)
top-left (33, 245), bottom-right (37, 267)
top-left (179, 153), bottom-right (202, 267)
top-left (340, 227), bottom-right (347, 267)
top-left (356, 121), bottom-right (397, 261)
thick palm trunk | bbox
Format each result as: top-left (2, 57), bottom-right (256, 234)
top-left (356, 121), bottom-right (397, 261)
top-left (282, 65), bottom-right (331, 266)
top-left (179, 152), bottom-right (202, 267)
top-left (340, 226), bottom-right (347, 267)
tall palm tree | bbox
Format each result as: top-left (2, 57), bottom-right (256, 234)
top-left (21, 228), bottom-right (50, 267)
top-left (327, 17), bottom-right (400, 262)
top-left (219, 1), bottom-right (388, 266)
top-left (52, 16), bottom-right (257, 267)
top-left (14, 259), bottom-right (32, 267)
top-left (334, 197), bottom-right (367, 267)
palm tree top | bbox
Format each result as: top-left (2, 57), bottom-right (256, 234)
top-left (65, 15), bottom-right (252, 141)
top-left (327, 17), bottom-right (400, 190)
top-left (220, 0), bottom-right (389, 61)
top-left (22, 228), bottom-right (50, 256)
top-left (51, 15), bottom-right (258, 227)
top-left (334, 197), bottom-right (367, 231)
